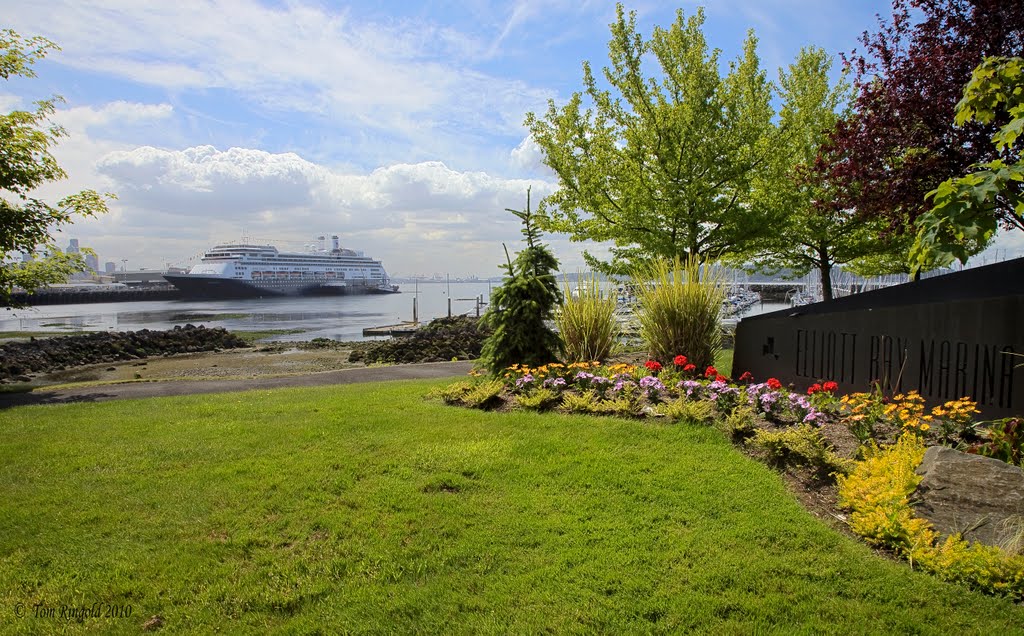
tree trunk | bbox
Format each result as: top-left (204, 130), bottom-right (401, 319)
top-left (818, 245), bottom-right (834, 302)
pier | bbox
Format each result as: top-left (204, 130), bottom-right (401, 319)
top-left (8, 285), bottom-right (182, 306)
top-left (362, 322), bottom-right (421, 337)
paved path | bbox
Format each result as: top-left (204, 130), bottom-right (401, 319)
top-left (0, 361), bottom-right (475, 409)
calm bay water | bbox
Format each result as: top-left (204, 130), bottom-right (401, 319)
top-left (1, 281), bottom-right (789, 342)
top-left (1, 282), bottom-right (495, 342)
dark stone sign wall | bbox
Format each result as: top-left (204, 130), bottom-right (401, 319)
top-left (733, 259), bottom-right (1024, 418)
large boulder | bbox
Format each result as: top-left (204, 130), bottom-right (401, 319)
top-left (912, 446), bottom-right (1024, 549)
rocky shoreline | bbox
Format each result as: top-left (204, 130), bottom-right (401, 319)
top-left (349, 316), bottom-right (490, 364)
top-left (0, 317), bottom-right (493, 385)
top-left (0, 325), bottom-right (248, 382)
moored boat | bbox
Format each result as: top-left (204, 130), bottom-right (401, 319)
top-left (163, 235), bottom-right (399, 299)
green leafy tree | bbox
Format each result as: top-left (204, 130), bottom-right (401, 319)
top-left (1, 29), bottom-right (112, 306)
top-left (479, 189), bottom-right (563, 375)
top-left (525, 4), bottom-right (779, 274)
top-left (911, 56), bottom-right (1024, 272)
top-left (742, 48), bottom-right (899, 301)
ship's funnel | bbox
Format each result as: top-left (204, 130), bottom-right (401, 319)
top-left (317, 235), bottom-right (325, 251)
top-left (331, 235), bottom-right (340, 251)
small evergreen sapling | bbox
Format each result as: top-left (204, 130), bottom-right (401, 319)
top-left (479, 189), bottom-right (563, 375)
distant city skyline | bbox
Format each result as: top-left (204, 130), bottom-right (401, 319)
top-left (3, 1), bottom-right (1020, 276)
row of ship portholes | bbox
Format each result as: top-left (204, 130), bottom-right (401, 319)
top-left (249, 271), bottom-right (344, 280)
top-left (247, 271), bottom-right (382, 280)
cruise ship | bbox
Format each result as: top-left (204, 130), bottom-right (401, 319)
top-left (163, 235), bottom-right (399, 299)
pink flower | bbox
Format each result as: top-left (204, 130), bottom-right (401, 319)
top-left (673, 355), bottom-right (688, 367)
top-left (644, 360), bottom-right (662, 373)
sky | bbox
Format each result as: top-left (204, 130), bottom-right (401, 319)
top-left (4, 0), bottom-right (1015, 278)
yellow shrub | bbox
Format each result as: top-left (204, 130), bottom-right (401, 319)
top-left (838, 433), bottom-right (1024, 599)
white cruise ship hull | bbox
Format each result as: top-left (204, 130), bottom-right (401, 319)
top-left (163, 274), bottom-right (398, 299)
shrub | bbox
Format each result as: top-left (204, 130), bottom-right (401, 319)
top-left (597, 394), bottom-right (645, 418)
top-left (557, 273), bottom-right (619, 363)
top-left (515, 388), bottom-right (561, 411)
top-left (462, 380), bottom-right (506, 410)
top-left (718, 406), bottom-right (758, 440)
top-left (659, 398), bottom-right (715, 425)
top-left (428, 381), bottom-right (476, 405)
top-left (561, 390), bottom-right (601, 414)
top-left (632, 256), bottom-right (725, 370)
top-left (749, 424), bottom-right (849, 475)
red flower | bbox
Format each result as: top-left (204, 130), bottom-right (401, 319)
top-left (704, 366), bottom-right (717, 378)
top-left (715, 374), bottom-right (728, 383)
top-left (644, 360), bottom-right (662, 373)
top-left (673, 354), bottom-right (688, 366)
top-left (766, 378), bottom-right (782, 390)
top-left (738, 371), bottom-right (754, 383)
top-left (683, 363), bottom-right (696, 373)
top-left (807, 383), bottom-right (823, 395)
top-left (822, 381), bottom-right (838, 393)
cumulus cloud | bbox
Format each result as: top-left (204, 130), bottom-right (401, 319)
top-left (90, 143), bottom-right (561, 274)
top-left (97, 145), bottom-right (320, 216)
top-left (510, 135), bottom-right (548, 174)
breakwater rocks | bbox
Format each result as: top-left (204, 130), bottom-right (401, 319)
top-left (350, 316), bottom-right (491, 365)
top-left (0, 325), bottom-right (248, 381)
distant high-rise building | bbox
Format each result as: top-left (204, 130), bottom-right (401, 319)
top-left (104, 262), bottom-right (116, 273)
top-left (84, 253), bottom-right (99, 271)
top-left (66, 238), bottom-right (80, 254)
top-left (21, 252), bottom-right (33, 263)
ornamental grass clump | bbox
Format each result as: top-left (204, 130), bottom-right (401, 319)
top-left (557, 273), bottom-right (619, 362)
top-left (633, 256), bottom-right (726, 370)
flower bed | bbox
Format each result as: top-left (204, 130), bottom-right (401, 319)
top-left (432, 356), bottom-right (1024, 600)
top-left (492, 358), bottom-right (826, 424)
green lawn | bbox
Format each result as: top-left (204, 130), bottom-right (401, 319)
top-left (1, 380), bottom-right (1022, 634)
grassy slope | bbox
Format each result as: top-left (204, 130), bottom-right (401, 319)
top-left (1, 380), bottom-right (1022, 634)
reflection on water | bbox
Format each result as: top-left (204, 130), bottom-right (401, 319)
top-left (1, 282), bottom-right (791, 342)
